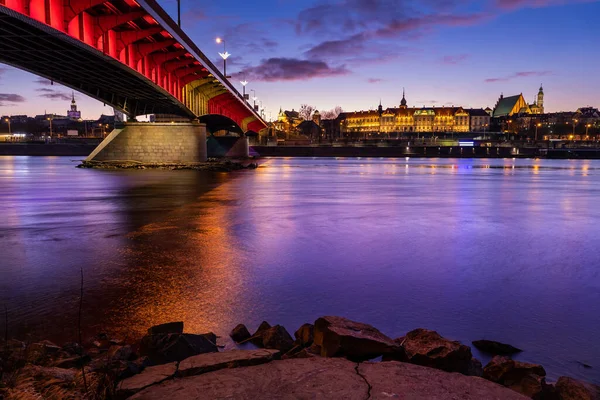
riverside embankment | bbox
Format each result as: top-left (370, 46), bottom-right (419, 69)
top-left (1, 316), bottom-right (597, 399)
top-left (252, 144), bottom-right (600, 159)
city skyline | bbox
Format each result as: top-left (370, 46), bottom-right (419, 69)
top-left (0, 0), bottom-right (598, 119)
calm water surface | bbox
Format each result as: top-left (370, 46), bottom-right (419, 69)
top-left (1, 156), bottom-right (599, 383)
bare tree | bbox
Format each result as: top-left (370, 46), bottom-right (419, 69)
top-left (321, 106), bottom-right (344, 120)
top-left (299, 104), bottom-right (315, 120)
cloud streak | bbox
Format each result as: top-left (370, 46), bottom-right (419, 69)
top-left (237, 58), bottom-right (350, 82)
top-left (0, 93), bottom-right (26, 107)
top-left (441, 54), bottom-right (470, 64)
top-left (484, 70), bottom-right (552, 82)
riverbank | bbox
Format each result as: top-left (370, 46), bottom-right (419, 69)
top-left (1, 316), bottom-right (597, 399)
top-left (252, 145), bottom-right (600, 159)
top-left (77, 159), bottom-right (258, 171)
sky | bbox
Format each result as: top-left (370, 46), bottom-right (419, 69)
top-left (0, 0), bottom-right (599, 120)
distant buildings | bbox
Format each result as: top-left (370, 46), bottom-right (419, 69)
top-left (337, 90), bottom-right (489, 138)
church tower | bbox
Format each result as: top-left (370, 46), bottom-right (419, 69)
top-left (537, 85), bottom-right (544, 113)
top-left (400, 88), bottom-right (407, 108)
top-left (378, 100), bottom-right (383, 116)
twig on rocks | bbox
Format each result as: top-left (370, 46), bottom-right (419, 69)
top-left (78, 267), bottom-right (89, 395)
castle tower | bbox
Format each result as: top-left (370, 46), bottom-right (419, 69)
top-left (378, 100), bottom-right (383, 116)
top-left (400, 88), bottom-right (407, 107)
top-left (312, 110), bottom-right (321, 125)
top-left (537, 85), bottom-right (544, 113)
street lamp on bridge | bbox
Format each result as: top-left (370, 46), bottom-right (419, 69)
top-left (251, 89), bottom-right (257, 111)
top-left (215, 37), bottom-right (231, 79)
top-left (240, 80), bottom-right (248, 100)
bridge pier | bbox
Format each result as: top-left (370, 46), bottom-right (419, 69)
top-left (86, 122), bottom-right (207, 163)
top-left (207, 136), bottom-right (249, 158)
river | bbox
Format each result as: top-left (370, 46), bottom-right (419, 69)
top-left (0, 156), bottom-right (599, 383)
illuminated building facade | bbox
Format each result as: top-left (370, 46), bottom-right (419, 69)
top-left (67, 92), bottom-right (82, 121)
top-left (340, 91), bottom-right (478, 136)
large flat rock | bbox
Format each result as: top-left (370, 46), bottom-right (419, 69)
top-left (178, 349), bottom-right (280, 377)
top-left (129, 357), bottom-right (367, 399)
top-left (118, 362), bottom-right (177, 396)
top-left (360, 361), bottom-right (529, 400)
top-left (129, 358), bottom-right (529, 399)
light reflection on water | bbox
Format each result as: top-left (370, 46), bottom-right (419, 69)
top-left (0, 156), bottom-right (599, 384)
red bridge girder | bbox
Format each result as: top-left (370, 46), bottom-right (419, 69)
top-left (0, 0), bottom-right (266, 130)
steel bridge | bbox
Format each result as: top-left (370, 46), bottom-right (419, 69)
top-left (0, 0), bottom-right (266, 133)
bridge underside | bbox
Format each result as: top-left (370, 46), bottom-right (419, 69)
top-left (0, 6), bottom-right (193, 118)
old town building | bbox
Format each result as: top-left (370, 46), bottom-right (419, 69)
top-left (339, 90), bottom-right (482, 137)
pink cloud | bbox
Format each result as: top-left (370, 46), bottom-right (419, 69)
top-left (484, 70), bottom-right (552, 83)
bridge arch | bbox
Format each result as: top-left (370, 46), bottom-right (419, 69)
top-left (198, 114), bottom-right (245, 137)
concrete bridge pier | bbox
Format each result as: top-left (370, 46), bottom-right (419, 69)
top-left (207, 136), bottom-right (249, 158)
top-left (86, 122), bottom-right (207, 163)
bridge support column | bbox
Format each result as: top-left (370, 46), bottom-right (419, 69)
top-left (86, 122), bottom-right (207, 163)
top-left (207, 136), bottom-right (249, 158)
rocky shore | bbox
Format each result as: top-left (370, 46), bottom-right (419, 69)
top-left (1, 316), bottom-right (598, 399)
top-left (77, 158), bottom-right (259, 171)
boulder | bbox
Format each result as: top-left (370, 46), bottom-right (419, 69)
top-left (254, 321), bottom-right (272, 336)
top-left (178, 349), bottom-right (280, 377)
top-left (313, 316), bottom-right (401, 361)
top-left (107, 345), bottom-right (133, 362)
top-left (283, 343), bottom-right (322, 360)
top-left (473, 339), bottom-right (522, 355)
top-left (140, 333), bottom-right (218, 364)
top-left (261, 325), bottom-right (295, 353)
top-left (29, 365), bottom-right (77, 382)
top-left (230, 324), bottom-right (251, 343)
top-left (483, 356), bottom-right (548, 399)
top-left (294, 323), bottom-right (314, 346)
top-left (117, 362), bottom-right (177, 396)
top-left (399, 328), bottom-right (473, 374)
top-left (53, 354), bottom-right (91, 369)
top-left (555, 376), bottom-right (600, 400)
top-left (147, 322), bottom-right (184, 335)
top-left (467, 358), bottom-right (484, 377)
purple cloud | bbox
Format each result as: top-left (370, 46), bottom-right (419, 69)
top-left (441, 54), bottom-right (469, 64)
top-left (0, 93), bottom-right (26, 107)
top-left (36, 87), bottom-right (71, 101)
top-left (485, 70), bottom-right (552, 83)
top-left (494, 0), bottom-right (593, 9)
top-left (367, 78), bottom-right (384, 83)
top-left (34, 78), bottom-right (54, 86)
top-left (237, 58), bottom-right (350, 82)
top-left (0, 93), bottom-right (25, 102)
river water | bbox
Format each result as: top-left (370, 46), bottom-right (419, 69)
top-left (0, 156), bottom-right (599, 383)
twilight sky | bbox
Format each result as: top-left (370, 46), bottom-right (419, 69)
top-left (0, 0), bottom-right (598, 119)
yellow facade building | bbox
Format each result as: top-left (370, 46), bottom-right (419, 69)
top-left (341, 91), bottom-right (474, 136)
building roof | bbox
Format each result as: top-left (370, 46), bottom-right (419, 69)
top-left (467, 108), bottom-right (490, 117)
top-left (493, 95), bottom-right (523, 118)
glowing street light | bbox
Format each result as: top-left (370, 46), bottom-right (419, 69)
top-left (47, 115), bottom-right (53, 138)
top-left (572, 119), bottom-right (578, 138)
top-left (4, 117), bottom-right (10, 135)
top-left (535, 122), bottom-right (541, 141)
top-left (215, 37), bottom-right (231, 78)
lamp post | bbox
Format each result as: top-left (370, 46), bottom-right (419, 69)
top-left (4, 117), bottom-right (10, 136)
top-left (47, 115), bottom-right (53, 138)
top-left (535, 123), bottom-right (541, 142)
top-left (572, 119), bottom-right (578, 139)
top-left (240, 80), bottom-right (248, 100)
top-left (177, 0), bottom-right (181, 27)
top-left (251, 89), bottom-right (257, 110)
top-left (215, 37), bottom-right (230, 78)
top-left (586, 124), bottom-right (591, 139)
